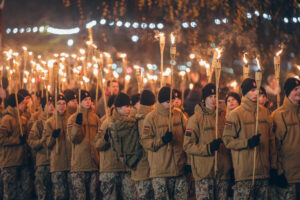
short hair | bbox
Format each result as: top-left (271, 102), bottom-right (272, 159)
top-left (107, 79), bottom-right (119, 87)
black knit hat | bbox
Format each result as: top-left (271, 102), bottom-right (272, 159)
top-left (140, 90), bottom-right (155, 106)
top-left (241, 78), bottom-right (257, 96)
top-left (284, 77), bottom-right (300, 97)
top-left (63, 89), bottom-right (77, 103)
top-left (131, 93), bottom-right (141, 106)
top-left (158, 86), bottom-right (174, 103)
top-left (173, 89), bottom-right (182, 99)
top-left (7, 93), bottom-right (25, 107)
top-left (114, 92), bottom-right (131, 107)
top-left (259, 86), bottom-right (267, 97)
top-left (80, 90), bottom-right (91, 101)
top-left (41, 95), bottom-right (54, 109)
top-left (108, 95), bottom-right (117, 108)
top-left (225, 92), bottom-right (241, 105)
top-left (56, 94), bottom-right (66, 102)
top-left (18, 89), bottom-right (31, 98)
top-left (202, 83), bottom-right (216, 100)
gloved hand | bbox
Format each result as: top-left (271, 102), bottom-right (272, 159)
top-left (19, 135), bottom-right (26, 144)
top-left (162, 130), bottom-right (172, 144)
top-left (209, 138), bottom-right (223, 153)
top-left (277, 174), bottom-right (288, 188)
top-left (104, 129), bottom-right (110, 142)
top-left (184, 165), bottom-right (192, 174)
top-left (76, 113), bottom-right (83, 125)
top-left (248, 133), bottom-right (261, 149)
top-left (269, 168), bottom-right (278, 186)
top-left (52, 129), bottom-right (61, 138)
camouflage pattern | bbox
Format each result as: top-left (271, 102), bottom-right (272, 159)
top-left (70, 171), bottom-right (99, 200)
top-left (269, 184), bottom-right (296, 200)
top-left (233, 179), bottom-right (268, 200)
top-left (35, 165), bottom-right (52, 200)
top-left (51, 171), bottom-right (73, 200)
top-left (152, 175), bottom-right (188, 200)
top-left (135, 179), bottom-right (154, 200)
top-left (99, 172), bottom-right (136, 200)
top-left (1, 166), bottom-right (33, 200)
top-left (195, 178), bottom-right (230, 200)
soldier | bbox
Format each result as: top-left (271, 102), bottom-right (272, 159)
top-left (141, 86), bottom-right (188, 200)
top-left (222, 78), bottom-right (277, 200)
top-left (63, 89), bottom-right (78, 115)
top-left (68, 90), bottom-right (100, 200)
top-left (44, 94), bottom-right (72, 200)
top-left (0, 93), bottom-right (31, 200)
top-left (95, 92), bottom-right (136, 200)
top-left (131, 90), bottom-right (156, 199)
top-left (129, 93), bottom-right (140, 118)
top-left (97, 80), bottom-right (119, 117)
top-left (271, 77), bottom-right (300, 200)
top-left (225, 92), bottom-right (241, 119)
top-left (184, 83), bottom-right (232, 200)
top-left (28, 94), bottom-right (54, 200)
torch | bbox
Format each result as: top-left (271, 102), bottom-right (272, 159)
top-left (135, 66), bottom-right (142, 93)
top-left (99, 54), bottom-right (109, 119)
top-left (179, 71), bottom-right (186, 105)
top-left (53, 62), bottom-right (59, 153)
top-left (274, 49), bottom-right (283, 108)
top-left (243, 53), bottom-right (250, 80)
top-left (159, 33), bottom-right (166, 88)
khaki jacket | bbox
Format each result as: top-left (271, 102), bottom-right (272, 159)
top-left (28, 112), bottom-right (51, 166)
top-left (271, 97), bottom-right (300, 183)
top-left (184, 104), bottom-right (232, 181)
top-left (131, 105), bottom-right (153, 181)
top-left (223, 97), bottom-right (277, 181)
top-left (141, 103), bottom-right (187, 178)
top-left (67, 106), bottom-right (100, 172)
top-left (0, 106), bottom-right (29, 168)
top-left (94, 110), bottom-right (127, 173)
top-left (45, 111), bottom-right (71, 172)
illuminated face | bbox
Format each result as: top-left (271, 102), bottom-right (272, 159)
top-left (161, 101), bottom-right (171, 109)
top-left (288, 85), bottom-right (300, 104)
top-left (67, 99), bottom-right (78, 109)
top-left (173, 97), bottom-right (182, 107)
top-left (116, 105), bottom-right (131, 116)
top-left (245, 88), bottom-right (258, 102)
top-left (18, 100), bottom-right (27, 112)
top-left (259, 94), bottom-right (267, 106)
top-left (45, 102), bottom-right (55, 114)
top-left (110, 82), bottom-right (119, 95)
top-left (205, 95), bottom-right (216, 110)
top-left (57, 100), bottom-right (66, 114)
top-left (227, 96), bottom-right (239, 110)
top-left (81, 97), bottom-right (91, 109)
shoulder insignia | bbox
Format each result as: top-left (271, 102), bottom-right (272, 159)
top-left (185, 128), bottom-right (192, 137)
top-left (225, 121), bottom-right (232, 126)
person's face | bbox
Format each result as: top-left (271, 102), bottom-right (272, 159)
top-left (288, 85), bottom-right (300, 104)
top-left (245, 88), bottom-right (258, 102)
top-left (67, 99), bottom-right (78, 109)
top-left (18, 100), bottom-right (27, 112)
top-left (161, 101), bottom-right (171, 109)
top-left (57, 100), bottom-right (66, 114)
top-left (110, 82), bottom-right (119, 95)
top-left (269, 79), bottom-right (277, 89)
top-left (117, 105), bottom-right (131, 116)
top-left (173, 97), bottom-right (182, 107)
top-left (45, 102), bottom-right (55, 114)
top-left (227, 96), bottom-right (239, 110)
top-left (259, 94), bottom-right (267, 106)
top-left (205, 95), bottom-right (216, 110)
top-left (81, 97), bottom-right (91, 109)
top-left (91, 102), bottom-right (95, 113)
top-left (134, 102), bottom-right (140, 110)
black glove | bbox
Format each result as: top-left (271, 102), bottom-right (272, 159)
top-left (248, 133), bottom-right (261, 149)
top-left (19, 135), bottom-right (26, 144)
top-left (52, 129), bottom-right (61, 138)
top-left (162, 130), bottom-right (172, 144)
top-left (76, 113), bottom-right (83, 125)
top-left (277, 174), bottom-right (288, 188)
top-left (209, 138), bottom-right (223, 153)
top-left (269, 168), bottom-right (278, 186)
top-left (104, 129), bottom-right (110, 142)
top-left (184, 165), bottom-right (192, 174)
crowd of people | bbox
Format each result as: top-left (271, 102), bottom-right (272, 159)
top-left (0, 75), bottom-right (299, 200)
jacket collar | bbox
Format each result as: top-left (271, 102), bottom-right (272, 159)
top-left (241, 97), bottom-right (257, 113)
top-left (136, 105), bottom-right (153, 119)
top-left (111, 109), bottom-right (127, 121)
top-left (155, 103), bottom-right (169, 117)
top-left (194, 103), bottom-right (215, 115)
top-left (78, 106), bottom-right (91, 116)
top-left (282, 96), bottom-right (300, 113)
top-left (41, 111), bottom-right (51, 121)
top-left (7, 106), bottom-right (18, 118)
top-left (67, 106), bottom-right (77, 115)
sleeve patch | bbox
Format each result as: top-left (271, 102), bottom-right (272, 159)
top-left (67, 124), bottom-right (73, 128)
top-left (98, 129), bottom-right (103, 134)
top-left (225, 121), bottom-right (233, 126)
top-left (144, 126), bottom-right (150, 131)
top-left (185, 129), bottom-right (192, 137)
top-left (0, 126), bottom-right (6, 130)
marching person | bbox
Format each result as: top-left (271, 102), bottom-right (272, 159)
top-left (222, 78), bottom-right (277, 200)
top-left (63, 89), bottom-right (78, 115)
top-left (141, 86), bottom-right (188, 200)
top-left (45, 94), bottom-right (72, 200)
top-left (97, 80), bottom-right (119, 117)
top-left (225, 92), bottom-right (241, 119)
top-left (184, 83), bottom-right (232, 200)
top-left (271, 77), bottom-right (300, 200)
top-left (68, 90), bottom-right (100, 200)
top-left (129, 93), bottom-right (140, 117)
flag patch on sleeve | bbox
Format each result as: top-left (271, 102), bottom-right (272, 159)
top-left (185, 129), bottom-right (192, 136)
top-left (98, 129), bottom-right (103, 134)
top-left (144, 126), bottom-right (150, 131)
top-left (225, 121), bottom-right (232, 126)
top-left (67, 124), bottom-right (73, 128)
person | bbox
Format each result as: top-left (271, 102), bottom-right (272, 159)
top-left (183, 83), bottom-right (202, 116)
top-left (129, 93), bottom-right (140, 117)
top-left (259, 86), bottom-right (273, 111)
top-left (173, 89), bottom-right (183, 108)
top-left (141, 86), bottom-right (188, 200)
top-left (131, 90), bottom-right (156, 199)
top-left (184, 83), bottom-right (232, 200)
top-left (28, 94), bottom-right (54, 200)
top-left (222, 78), bottom-right (277, 200)
top-left (264, 74), bottom-right (280, 111)
top-left (0, 92), bottom-right (32, 199)
top-left (95, 92), bottom-right (136, 200)
top-left (225, 92), bottom-right (241, 119)
top-left (67, 90), bottom-right (100, 200)
top-left (45, 94), bottom-right (73, 200)
top-left (271, 77), bottom-right (300, 200)
top-left (63, 89), bottom-right (78, 115)
top-left (97, 80), bottom-right (119, 117)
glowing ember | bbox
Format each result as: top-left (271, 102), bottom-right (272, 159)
top-left (243, 53), bottom-right (248, 64)
top-left (276, 49), bottom-right (283, 57)
top-left (170, 33), bottom-right (175, 45)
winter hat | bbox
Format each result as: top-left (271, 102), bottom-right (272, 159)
top-left (131, 93), bottom-right (140, 106)
top-left (241, 78), bottom-right (257, 96)
top-left (7, 93), bottom-right (25, 107)
top-left (41, 95), bottom-right (53, 109)
top-left (202, 83), bottom-right (216, 101)
top-left (107, 95), bottom-right (117, 108)
top-left (63, 89), bottom-right (77, 103)
top-left (80, 90), bottom-right (91, 101)
top-left (225, 92), bottom-right (241, 105)
top-left (140, 90), bottom-right (155, 106)
top-left (18, 89), bottom-right (31, 98)
top-left (259, 86), bottom-right (267, 97)
top-left (173, 89), bottom-right (182, 99)
top-left (158, 86), bottom-right (174, 103)
top-left (114, 92), bottom-right (131, 107)
top-left (284, 77), bottom-right (300, 97)
top-left (56, 93), bottom-right (66, 102)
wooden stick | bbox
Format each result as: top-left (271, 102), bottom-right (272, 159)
top-left (14, 93), bottom-right (23, 137)
top-left (159, 33), bottom-right (165, 88)
top-left (274, 56), bottom-right (281, 108)
top-left (53, 63), bottom-right (59, 153)
top-left (99, 54), bottom-right (109, 119)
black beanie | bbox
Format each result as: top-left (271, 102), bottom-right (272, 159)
top-left (284, 77), bottom-right (300, 97)
top-left (140, 90), bottom-right (155, 106)
top-left (18, 89), bottom-right (30, 98)
top-left (41, 95), bottom-right (54, 109)
top-left (259, 86), bottom-right (267, 97)
top-left (108, 95), bottom-right (117, 108)
top-left (173, 89), bottom-right (182, 99)
top-left (56, 94), bottom-right (66, 102)
top-left (225, 92), bottom-right (241, 105)
top-left (158, 86), bottom-right (174, 103)
top-left (80, 90), bottom-right (91, 101)
top-left (114, 92), bottom-right (131, 107)
top-left (241, 78), bottom-right (257, 96)
top-left (7, 93), bottom-right (25, 107)
top-left (63, 89), bottom-right (77, 103)
top-left (131, 93), bottom-right (141, 106)
top-left (202, 83), bottom-right (216, 100)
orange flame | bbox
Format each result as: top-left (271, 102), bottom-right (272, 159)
top-left (243, 53), bottom-right (248, 64)
top-left (276, 49), bottom-right (283, 57)
top-left (170, 33), bottom-right (175, 45)
top-left (256, 58), bottom-right (261, 70)
top-left (216, 48), bottom-right (222, 59)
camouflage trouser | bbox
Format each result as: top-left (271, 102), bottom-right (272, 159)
top-left (99, 172), bottom-right (136, 200)
top-left (35, 165), bottom-right (52, 200)
top-left (135, 179), bottom-right (154, 200)
top-left (152, 175), bottom-right (188, 200)
top-left (51, 171), bottom-right (73, 200)
top-left (70, 171), bottom-right (99, 200)
top-left (195, 178), bottom-right (230, 200)
top-left (1, 166), bottom-right (33, 200)
top-left (269, 184), bottom-right (296, 200)
top-left (233, 179), bottom-right (268, 200)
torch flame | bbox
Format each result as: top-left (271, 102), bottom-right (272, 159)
top-left (256, 58), bottom-right (261, 70)
top-left (243, 53), bottom-right (248, 64)
top-left (170, 33), bottom-right (175, 45)
top-left (276, 49), bottom-right (283, 57)
top-left (216, 48), bottom-right (222, 59)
